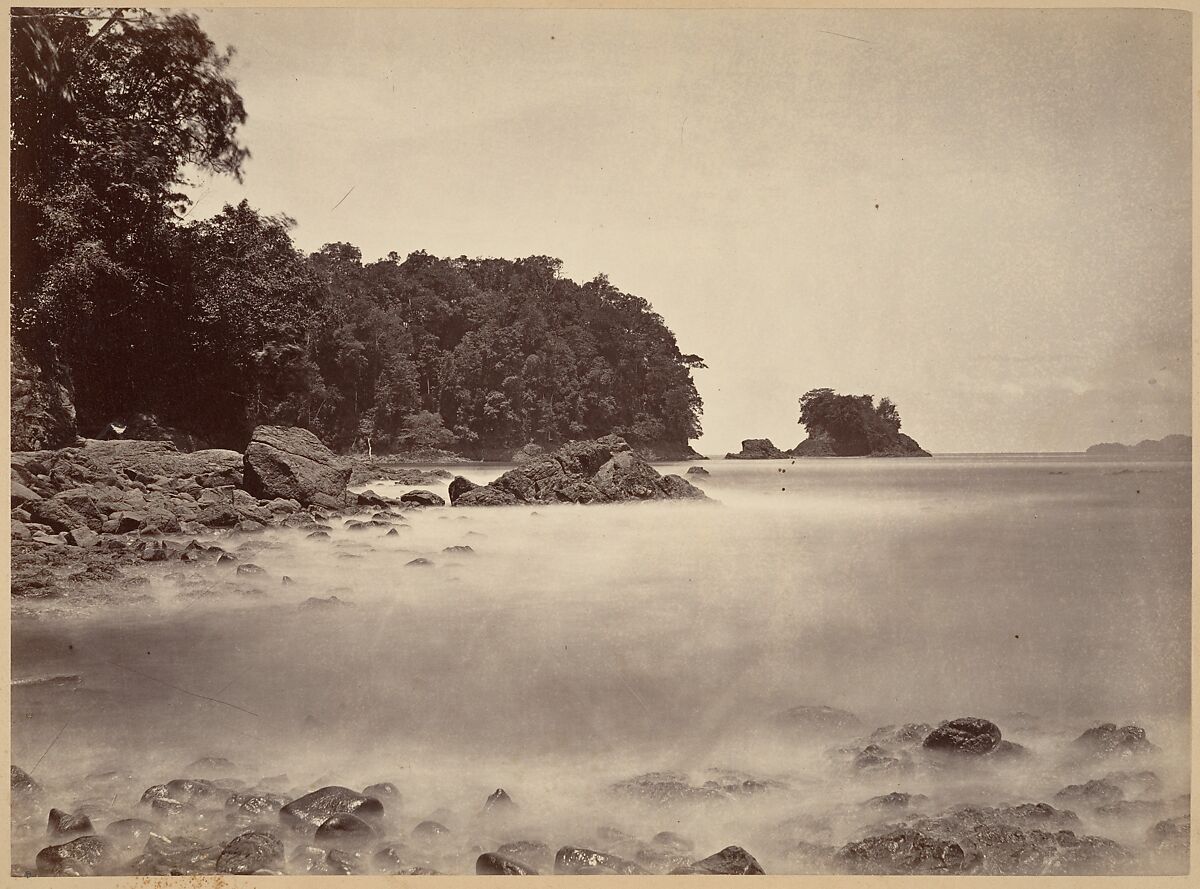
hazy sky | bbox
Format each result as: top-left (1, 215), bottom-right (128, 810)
top-left (184, 7), bottom-right (1191, 454)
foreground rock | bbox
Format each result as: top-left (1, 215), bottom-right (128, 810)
top-left (243, 426), bottom-right (350, 508)
top-left (725, 438), bottom-right (789, 459)
top-left (453, 436), bottom-right (705, 506)
top-left (278, 786), bottom-right (384, 832)
top-left (671, 846), bottom-right (765, 874)
top-left (922, 717), bottom-right (1003, 755)
top-left (1071, 723), bottom-right (1155, 758)
top-left (216, 831), bottom-right (285, 874)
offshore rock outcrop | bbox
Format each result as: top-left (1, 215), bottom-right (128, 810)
top-left (452, 436), bottom-right (706, 506)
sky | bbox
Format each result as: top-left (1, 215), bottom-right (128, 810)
top-left (183, 7), bottom-right (1191, 454)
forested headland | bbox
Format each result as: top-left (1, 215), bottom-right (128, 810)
top-left (11, 9), bottom-right (705, 460)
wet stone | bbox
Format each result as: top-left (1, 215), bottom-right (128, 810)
top-left (671, 846), bottom-right (765, 875)
top-left (362, 782), bottom-right (400, 803)
top-left (36, 835), bottom-right (113, 876)
top-left (412, 819), bottom-right (452, 840)
top-left (279, 786), bottom-right (385, 832)
top-left (835, 830), bottom-right (967, 875)
top-left (314, 812), bottom-right (377, 849)
top-left (47, 808), bottom-right (94, 838)
top-left (483, 787), bottom-right (516, 813)
top-left (1055, 779), bottom-right (1124, 806)
top-left (495, 840), bottom-right (553, 872)
top-left (554, 846), bottom-right (647, 875)
top-left (477, 851), bottom-right (539, 875)
top-left (1072, 723), bottom-right (1155, 758)
top-left (216, 830), bottom-right (285, 874)
top-left (922, 717), bottom-right (1003, 755)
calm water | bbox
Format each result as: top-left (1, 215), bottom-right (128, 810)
top-left (11, 455), bottom-right (1191, 872)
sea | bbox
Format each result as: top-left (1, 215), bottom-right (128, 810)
top-left (10, 454), bottom-right (1191, 873)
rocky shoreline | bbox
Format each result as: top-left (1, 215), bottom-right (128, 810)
top-left (10, 429), bottom-right (704, 599)
top-left (10, 714), bottom-right (1188, 876)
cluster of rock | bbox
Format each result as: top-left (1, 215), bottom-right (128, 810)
top-left (725, 431), bottom-right (930, 459)
top-left (448, 435), bottom-right (705, 506)
top-left (12, 766), bottom-right (765, 877)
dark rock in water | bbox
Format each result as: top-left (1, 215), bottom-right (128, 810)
top-left (164, 778), bottom-right (221, 803)
top-left (477, 852), bottom-right (539, 875)
top-left (1055, 779), bottom-right (1124, 806)
top-left (610, 771), bottom-right (726, 805)
top-left (236, 563), bottom-right (266, 576)
top-left (140, 784), bottom-right (171, 805)
top-left (36, 835), bottom-right (113, 876)
top-left (449, 476), bottom-right (479, 504)
top-left (456, 436), bottom-right (704, 506)
top-left (483, 787), bottom-right (516, 813)
top-left (653, 831), bottom-right (694, 852)
top-left (385, 527), bottom-right (401, 536)
top-left (325, 848), bottom-right (369, 874)
top-left (496, 841), bottom-right (553, 872)
top-left (412, 819), bottom-right (451, 839)
top-left (773, 704), bottom-right (862, 735)
top-left (554, 846), bottom-right (647, 875)
top-left (1072, 723), bottom-right (1155, 757)
top-left (149, 797), bottom-right (191, 818)
top-left (725, 439), bottom-right (789, 460)
top-left (226, 792), bottom-right (289, 816)
top-left (671, 846), bottom-right (765, 875)
top-left (686, 466), bottom-right (710, 475)
top-left (243, 425), bottom-right (350, 508)
top-left (307, 530), bottom-right (331, 539)
top-left (216, 831), bottom-right (284, 874)
top-left (47, 808), bottom-right (94, 838)
top-left (406, 557), bottom-right (434, 567)
top-left (853, 745), bottom-right (911, 772)
top-left (134, 833), bottom-right (222, 875)
top-left (314, 813), bottom-right (376, 849)
top-left (289, 844), bottom-right (335, 874)
top-left (835, 829), bottom-right (967, 874)
top-left (401, 489), bottom-right (446, 507)
top-left (356, 489), bottom-right (399, 507)
top-left (278, 786), bottom-right (384, 832)
top-left (362, 782), bottom-right (400, 802)
top-left (12, 765), bottom-right (41, 799)
top-left (923, 718), bottom-right (1002, 755)
top-left (865, 792), bottom-right (928, 811)
top-left (372, 845), bottom-right (413, 874)
top-left (444, 544), bottom-right (475, 555)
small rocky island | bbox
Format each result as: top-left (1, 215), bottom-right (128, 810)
top-left (726, 389), bottom-right (930, 458)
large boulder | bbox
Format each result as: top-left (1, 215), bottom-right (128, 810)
top-left (278, 786), bottom-right (384, 832)
top-left (922, 718), bottom-right (1002, 755)
top-left (78, 439), bottom-right (242, 487)
top-left (725, 439), bottom-right (789, 459)
top-left (455, 436), bottom-right (705, 507)
top-left (243, 426), bottom-right (350, 508)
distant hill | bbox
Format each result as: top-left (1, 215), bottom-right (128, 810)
top-left (1085, 434), bottom-right (1191, 458)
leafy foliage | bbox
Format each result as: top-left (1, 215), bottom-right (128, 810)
top-left (11, 9), bottom-right (704, 454)
top-left (797, 388), bottom-right (904, 455)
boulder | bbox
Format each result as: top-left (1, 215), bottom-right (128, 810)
top-left (47, 808), bottom-right (94, 838)
top-left (243, 426), bottom-right (350, 507)
top-left (1054, 779), bottom-right (1124, 806)
top-left (922, 718), bottom-right (1002, 755)
top-left (448, 476), bottom-right (479, 503)
top-left (1071, 723), bottom-right (1155, 757)
top-left (483, 788), bottom-right (516, 813)
top-left (36, 835), bottom-right (114, 876)
top-left (477, 852), bottom-right (538, 875)
top-left (455, 436), bottom-right (704, 507)
top-left (401, 489), bottom-right (446, 507)
top-left (671, 846), bottom-right (765, 875)
top-left (279, 786), bottom-right (384, 832)
top-left (835, 830), bottom-right (967, 875)
top-left (216, 831), bottom-right (284, 874)
top-left (725, 439), bottom-right (789, 459)
top-left (314, 813), bottom-right (376, 849)
top-left (686, 466), bottom-right (710, 475)
top-left (554, 846), bottom-right (647, 875)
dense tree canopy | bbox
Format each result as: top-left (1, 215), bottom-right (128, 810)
top-left (797, 388), bottom-right (904, 455)
top-left (11, 9), bottom-right (704, 455)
